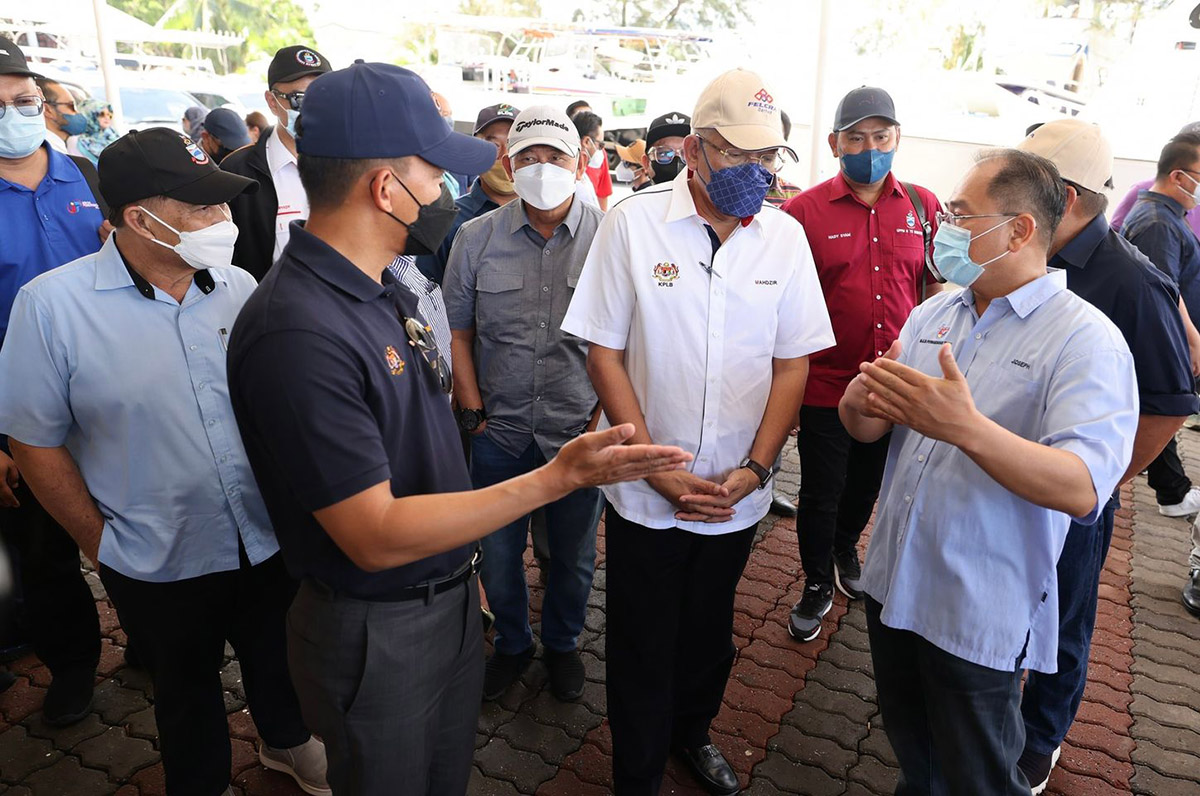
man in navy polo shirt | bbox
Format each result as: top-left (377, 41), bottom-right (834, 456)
top-left (1016, 120), bottom-right (1198, 792)
top-left (0, 34), bottom-right (103, 727)
top-left (226, 61), bottom-right (690, 795)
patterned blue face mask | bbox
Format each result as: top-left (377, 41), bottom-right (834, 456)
top-left (698, 141), bottom-right (773, 218)
top-left (932, 217), bottom-right (1015, 287)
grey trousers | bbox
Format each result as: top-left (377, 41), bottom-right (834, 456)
top-left (286, 575), bottom-right (484, 795)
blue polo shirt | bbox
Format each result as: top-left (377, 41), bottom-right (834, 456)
top-left (227, 222), bottom-right (472, 599)
top-left (414, 179), bottom-right (500, 284)
top-left (1122, 190), bottom-right (1200, 323)
top-left (0, 143), bottom-right (105, 346)
top-left (1054, 213), bottom-right (1198, 418)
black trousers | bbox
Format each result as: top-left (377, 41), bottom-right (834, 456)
top-left (866, 599), bottom-right (1029, 795)
top-left (1146, 436), bottom-right (1192, 506)
top-left (605, 504), bottom-right (757, 796)
top-left (0, 479), bottom-right (99, 676)
top-left (796, 405), bottom-right (891, 585)
top-left (101, 551), bottom-right (309, 796)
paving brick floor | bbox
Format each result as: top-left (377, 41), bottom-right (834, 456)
top-left (2, 438), bottom-right (1199, 794)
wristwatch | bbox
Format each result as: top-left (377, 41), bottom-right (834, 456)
top-left (739, 457), bottom-right (773, 490)
top-left (456, 407), bottom-right (486, 433)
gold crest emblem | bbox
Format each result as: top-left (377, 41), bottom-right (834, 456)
top-left (385, 345), bottom-right (405, 375)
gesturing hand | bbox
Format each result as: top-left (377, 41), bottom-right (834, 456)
top-left (549, 424), bottom-right (692, 492)
top-left (858, 343), bottom-right (981, 446)
top-left (845, 339), bottom-right (901, 420)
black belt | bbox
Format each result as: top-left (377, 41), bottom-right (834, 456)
top-left (305, 547), bottom-right (480, 604)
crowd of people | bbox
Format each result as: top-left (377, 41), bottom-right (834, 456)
top-left (1, 31), bottom-right (1198, 796)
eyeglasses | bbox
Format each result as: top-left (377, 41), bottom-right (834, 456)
top-left (646, 145), bottom-right (685, 165)
top-left (45, 99), bottom-right (78, 113)
top-left (935, 211), bottom-right (1019, 228)
top-left (404, 317), bottom-right (453, 394)
top-left (698, 137), bottom-right (789, 174)
top-left (271, 90), bottom-right (305, 111)
top-left (0, 95), bottom-right (44, 119)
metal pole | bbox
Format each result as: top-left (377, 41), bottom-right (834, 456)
top-left (91, 0), bottom-right (124, 124)
top-left (808, 0), bottom-right (832, 186)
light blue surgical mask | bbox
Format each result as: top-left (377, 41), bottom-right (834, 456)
top-left (931, 217), bottom-right (1015, 287)
top-left (0, 109), bottom-right (48, 159)
top-left (284, 108), bottom-right (300, 137)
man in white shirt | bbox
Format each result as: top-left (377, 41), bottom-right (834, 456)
top-left (562, 68), bottom-right (835, 796)
top-left (222, 45), bottom-right (331, 280)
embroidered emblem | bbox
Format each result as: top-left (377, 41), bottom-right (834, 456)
top-left (68, 202), bottom-right (79, 214)
top-left (296, 49), bottom-right (321, 68)
top-left (181, 134), bottom-right (209, 165)
top-left (935, 324), bottom-right (950, 339)
top-left (906, 211), bottom-right (916, 229)
top-left (497, 103), bottom-right (517, 116)
top-left (653, 262), bottom-right (679, 285)
top-left (664, 113), bottom-right (686, 125)
top-left (754, 88), bottom-right (773, 103)
top-left (385, 345), bottom-right (405, 375)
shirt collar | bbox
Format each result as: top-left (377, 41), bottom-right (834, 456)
top-left (287, 222), bottom-right (390, 302)
top-left (509, 191), bottom-right (585, 237)
top-left (956, 270), bottom-right (1067, 320)
top-left (45, 144), bottom-right (86, 184)
top-left (663, 169), bottom-right (764, 234)
top-left (828, 170), bottom-right (902, 204)
top-left (1139, 189), bottom-right (1186, 218)
top-left (1050, 213), bottom-right (1109, 270)
top-left (95, 232), bottom-right (220, 298)
top-left (459, 180), bottom-right (498, 216)
top-left (265, 126), bottom-right (297, 177)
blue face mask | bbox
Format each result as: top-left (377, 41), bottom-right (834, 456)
top-left (840, 148), bottom-right (894, 185)
top-left (60, 111), bottom-right (88, 136)
top-left (931, 218), bottom-right (1015, 287)
top-left (0, 109), bottom-right (48, 159)
top-left (284, 109), bottom-right (300, 137)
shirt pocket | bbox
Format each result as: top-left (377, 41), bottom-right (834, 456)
top-left (969, 360), bottom-right (1045, 436)
top-left (476, 271), bottom-right (525, 330)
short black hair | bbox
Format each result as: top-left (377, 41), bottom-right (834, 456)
top-left (572, 111), bottom-right (603, 141)
top-left (975, 148), bottom-right (1067, 247)
top-left (780, 110), bottom-right (792, 141)
top-left (34, 76), bottom-right (63, 100)
top-left (566, 100), bottom-right (591, 118)
top-left (298, 155), bottom-right (411, 211)
top-left (1156, 132), bottom-right (1200, 180)
top-left (1064, 180), bottom-right (1108, 218)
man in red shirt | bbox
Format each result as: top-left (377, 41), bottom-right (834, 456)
top-left (782, 87), bottom-right (942, 642)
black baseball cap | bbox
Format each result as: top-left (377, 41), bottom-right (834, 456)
top-left (268, 45), bottom-right (331, 88)
top-left (832, 86), bottom-right (900, 132)
top-left (473, 102), bottom-right (520, 135)
top-left (0, 35), bottom-right (41, 78)
top-left (298, 61), bottom-right (497, 175)
top-left (644, 111), bottom-right (691, 148)
top-left (203, 107), bottom-right (251, 149)
top-left (98, 127), bottom-right (258, 209)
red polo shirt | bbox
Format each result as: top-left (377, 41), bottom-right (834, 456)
top-left (783, 172), bottom-right (942, 407)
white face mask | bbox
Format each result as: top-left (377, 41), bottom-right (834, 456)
top-left (512, 162), bottom-right (577, 211)
top-left (1179, 171), bottom-right (1200, 204)
top-left (588, 147), bottom-right (606, 170)
top-left (138, 206), bottom-right (239, 270)
top-left (615, 162), bottom-right (636, 183)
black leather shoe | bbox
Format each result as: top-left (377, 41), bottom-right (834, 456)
top-left (482, 644), bottom-right (534, 701)
top-left (544, 648), bottom-right (585, 701)
top-left (770, 495), bottom-right (797, 517)
top-left (43, 668), bottom-right (94, 727)
top-left (676, 743), bottom-right (740, 795)
top-left (1183, 569), bottom-right (1200, 617)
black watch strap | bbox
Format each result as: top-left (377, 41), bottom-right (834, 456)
top-left (740, 457), bottom-right (771, 488)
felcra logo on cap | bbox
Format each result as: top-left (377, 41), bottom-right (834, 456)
top-left (296, 49), bottom-right (321, 68)
top-left (748, 87), bottom-right (776, 114)
top-left (181, 134), bottom-right (209, 165)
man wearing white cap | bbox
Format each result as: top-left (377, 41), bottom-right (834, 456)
top-left (563, 68), bottom-right (834, 795)
top-left (1015, 120), bottom-right (1196, 792)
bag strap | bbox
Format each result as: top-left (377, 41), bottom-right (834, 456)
top-left (901, 181), bottom-right (943, 301)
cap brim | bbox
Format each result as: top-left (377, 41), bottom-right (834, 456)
top-left (833, 114), bottom-right (900, 132)
top-left (271, 68), bottom-right (327, 86)
top-left (166, 168), bottom-right (259, 205)
top-left (645, 124), bottom-right (690, 148)
top-left (473, 115), bottom-right (514, 135)
top-left (419, 129), bottom-right (507, 174)
top-left (0, 65), bottom-right (42, 78)
top-left (716, 124), bottom-right (797, 158)
top-left (508, 137), bottom-right (579, 158)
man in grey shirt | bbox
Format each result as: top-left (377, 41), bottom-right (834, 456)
top-left (444, 106), bottom-right (602, 703)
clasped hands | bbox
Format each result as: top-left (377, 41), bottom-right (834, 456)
top-left (649, 465), bottom-right (761, 524)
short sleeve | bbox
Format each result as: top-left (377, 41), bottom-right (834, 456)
top-left (773, 230), bottom-right (835, 359)
top-left (1114, 272), bottom-right (1197, 416)
top-left (560, 210), bottom-right (635, 350)
top-left (1040, 345), bottom-right (1139, 524)
top-left (0, 290), bottom-right (75, 447)
top-left (596, 165), bottom-right (614, 199)
top-left (1109, 186), bottom-right (1140, 232)
top-left (1127, 221), bottom-right (1184, 283)
top-left (442, 227), bottom-right (478, 331)
top-left (230, 330), bottom-right (393, 513)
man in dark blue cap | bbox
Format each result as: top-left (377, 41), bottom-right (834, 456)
top-left (200, 107), bottom-right (251, 164)
top-left (226, 60), bottom-right (692, 795)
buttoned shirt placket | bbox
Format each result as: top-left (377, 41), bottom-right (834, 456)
top-left (867, 203), bottom-right (888, 358)
top-left (694, 220), bottom-right (729, 472)
top-left (531, 227), bottom-right (555, 443)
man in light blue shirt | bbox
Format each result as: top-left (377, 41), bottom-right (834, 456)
top-left (0, 128), bottom-right (327, 796)
top-left (840, 149), bottom-right (1138, 794)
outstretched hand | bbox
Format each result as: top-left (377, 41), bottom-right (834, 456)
top-left (857, 343), bottom-right (980, 446)
top-left (549, 424), bottom-right (692, 492)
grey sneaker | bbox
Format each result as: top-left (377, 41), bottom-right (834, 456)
top-left (788, 583), bottom-right (833, 642)
top-left (833, 551), bottom-right (864, 600)
top-left (260, 736), bottom-right (331, 796)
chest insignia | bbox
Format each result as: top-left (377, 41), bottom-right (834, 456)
top-left (905, 211), bottom-right (916, 229)
top-left (385, 345), bottom-right (405, 376)
top-left (653, 262), bottom-right (679, 285)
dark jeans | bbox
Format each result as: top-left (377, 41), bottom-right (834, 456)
top-left (796, 405), bottom-right (891, 585)
top-left (470, 434), bottom-right (600, 655)
top-left (605, 504), bottom-right (757, 796)
top-left (1021, 495), bottom-right (1118, 754)
top-left (287, 575), bottom-right (483, 795)
top-left (866, 598), bottom-right (1029, 795)
top-left (101, 552), bottom-right (309, 796)
top-left (0, 479), bottom-right (99, 676)
top-left (1147, 436), bottom-right (1191, 506)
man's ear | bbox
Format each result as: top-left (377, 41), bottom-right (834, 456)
top-left (575, 153), bottom-right (586, 180)
top-left (828, 131), bottom-right (839, 158)
top-left (368, 168), bottom-right (397, 215)
top-left (1009, 213), bottom-right (1040, 251)
top-left (502, 155), bottom-right (515, 181)
top-left (1063, 184), bottom-right (1079, 217)
top-left (123, 204), bottom-right (158, 241)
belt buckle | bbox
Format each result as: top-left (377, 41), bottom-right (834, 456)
top-left (468, 547), bottom-right (482, 575)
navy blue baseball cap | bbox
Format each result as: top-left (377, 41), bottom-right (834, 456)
top-left (297, 60), bottom-right (497, 175)
top-left (202, 107), bottom-right (251, 149)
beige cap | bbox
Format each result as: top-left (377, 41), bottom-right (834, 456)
top-left (616, 139), bottom-right (646, 164)
top-left (692, 68), bottom-right (795, 156)
top-left (506, 105), bottom-right (580, 158)
top-left (1017, 119), bottom-right (1113, 193)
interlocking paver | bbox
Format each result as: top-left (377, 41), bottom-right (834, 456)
top-left (74, 726), bottom-right (159, 780)
top-left (0, 724), bottom-right (61, 782)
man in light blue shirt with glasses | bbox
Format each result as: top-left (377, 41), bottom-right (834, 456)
top-left (841, 149), bottom-right (1137, 794)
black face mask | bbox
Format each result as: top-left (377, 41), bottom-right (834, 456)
top-left (651, 157), bottom-right (685, 184)
top-left (385, 175), bottom-right (458, 257)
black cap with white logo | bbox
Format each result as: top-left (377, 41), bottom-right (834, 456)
top-left (644, 111), bottom-right (691, 148)
top-left (268, 45), bottom-right (331, 88)
top-left (0, 35), bottom-right (41, 78)
top-left (98, 127), bottom-right (258, 209)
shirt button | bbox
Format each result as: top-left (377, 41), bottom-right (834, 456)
top-left (535, 395), bottom-right (542, 401)
top-left (875, 295), bottom-right (882, 301)
top-left (207, 419), bottom-right (216, 426)
top-left (877, 350), bottom-right (883, 356)
top-left (712, 331), bottom-right (720, 338)
top-left (975, 333), bottom-right (982, 340)
top-left (873, 237), bottom-right (878, 242)
top-left (876, 323), bottom-right (883, 329)
top-left (189, 344), bottom-right (197, 351)
top-left (539, 321), bottom-right (547, 328)
top-left (904, 495), bottom-right (912, 503)
top-left (220, 455), bottom-right (228, 463)
top-left (542, 286), bottom-right (549, 292)
top-left (536, 358), bottom-right (544, 365)
top-left (874, 266), bottom-right (879, 271)
top-left (917, 454), bottom-right (925, 462)
top-left (197, 382), bottom-right (206, 390)
top-left (699, 456), bottom-right (708, 462)
top-left (544, 249), bottom-right (551, 256)
top-left (871, 209), bottom-right (876, 215)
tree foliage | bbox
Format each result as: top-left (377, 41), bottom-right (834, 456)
top-left (602, 0), bottom-right (754, 29)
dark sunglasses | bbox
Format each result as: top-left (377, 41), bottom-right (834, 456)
top-left (404, 317), bottom-right (453, 394)
top-left (271, 90), bottom-right (305, 111)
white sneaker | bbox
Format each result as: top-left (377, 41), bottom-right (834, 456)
top-left (1159, 486), bottom-right (1200, 517)
top-left (259, 736), bottom-right (331, 796)
top-left (1185, 414), bottom-right (1200, 430)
